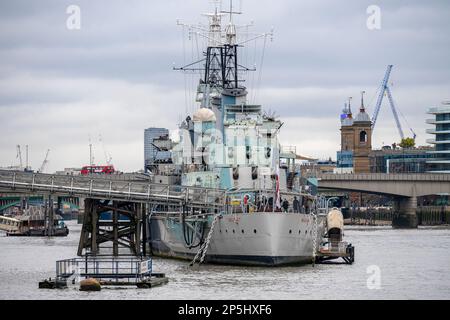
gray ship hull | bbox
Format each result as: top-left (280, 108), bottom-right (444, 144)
top-left (149, 212), bottom-right (324, 266)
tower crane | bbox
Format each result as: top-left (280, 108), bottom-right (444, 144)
top-left (99, 134), bottom-right (112, 165)
top-left (371, 65), bottom-right (417, 140)
top-left (38, 149), bottom-right (50, 173)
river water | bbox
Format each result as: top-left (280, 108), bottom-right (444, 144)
top-left (0, 221), bottom-right (449, 300)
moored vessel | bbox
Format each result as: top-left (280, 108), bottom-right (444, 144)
top-left (147, 3), bottom-right (326, 266)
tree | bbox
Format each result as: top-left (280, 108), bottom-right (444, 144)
top-left (399, 137), bottom-right (415, 149)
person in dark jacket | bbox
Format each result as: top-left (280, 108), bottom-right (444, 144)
top-left (282, 199), bottom-right (289, 212)
top-left (293, 197), bottom-right (300, 213)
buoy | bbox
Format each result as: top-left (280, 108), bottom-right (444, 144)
top-left (79, 278), bottom-right (101, 291)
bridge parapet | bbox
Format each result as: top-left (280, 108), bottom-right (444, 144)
top-left (316, 172), bottom-right (450, 228)
top-left (317, 173), bottom-right (450, 182)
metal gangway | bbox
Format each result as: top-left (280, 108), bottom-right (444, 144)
top-left (0, 170), bottom-right (227, 257)
top-left (0, 170), bottom-right (225, 210)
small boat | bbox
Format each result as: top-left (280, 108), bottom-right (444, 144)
top-left (0, 209), bottom-right (69, 237)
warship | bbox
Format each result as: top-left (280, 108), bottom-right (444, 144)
top-left (147, 3), bottom-right (326, 266)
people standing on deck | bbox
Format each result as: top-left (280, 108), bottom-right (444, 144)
top-left (293, 197), bottom-right (300, 213)
top-left (305, 202), bottom-right (310, 214)
top-left (243, 194), bottom-right (249, 213)
top-left (268, 197), bottom-right (274, 211)
top-left (282, 199), bottom-right (289, 213)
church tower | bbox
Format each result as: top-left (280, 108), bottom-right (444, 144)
top-left (352, 91), bottom-right (372, 173)
top-left (340, 97), bottom-right (355, 152)
top-left (338, 92), bottom-right (373, 173)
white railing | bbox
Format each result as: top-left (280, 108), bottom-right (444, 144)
top-left (56, 256), bottom-right (153, 281)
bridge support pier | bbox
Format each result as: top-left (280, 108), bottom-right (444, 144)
top-left (45, 195), bottom-right (55, 236)
top-left (392, 196), bottom-right (418, 229)
top-left (77, 199), bottom-right (146, 256)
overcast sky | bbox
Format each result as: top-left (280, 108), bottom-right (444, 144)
top-left (1, 0), bottom-right (449, 172)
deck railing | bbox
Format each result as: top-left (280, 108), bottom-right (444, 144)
top-left (56, 256), bottom-right (152, 282)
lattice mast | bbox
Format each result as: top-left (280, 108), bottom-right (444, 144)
top-left (174, 0), bottom-right (272, 108)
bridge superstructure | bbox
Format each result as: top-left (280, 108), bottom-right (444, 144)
top-left (317, 173), bottom-right (450, 228)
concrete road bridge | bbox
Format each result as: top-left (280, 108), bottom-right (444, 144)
top-left (317, 173), bottom-right (450, 228)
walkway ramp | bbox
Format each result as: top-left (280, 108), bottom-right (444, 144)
top-left (0, 170), bottom-right (225, 210)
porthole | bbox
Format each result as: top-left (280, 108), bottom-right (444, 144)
top-left (241, 229), bottom-right (244, 234)
top-left (232, 229), bottom-right (235, 234)
top-left (298, 230), bottom-right (301, 234)
top-left (305, 230), bottom-right (307, 235)
top-left (289, 230), bottom-right (292, 234)
top-left (253, 229), bottom-right (257, 234)
top-left (226, 229), bottom-right (228, 233)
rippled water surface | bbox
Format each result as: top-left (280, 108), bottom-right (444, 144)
top-left (1, 221), bottom-right (449, 300)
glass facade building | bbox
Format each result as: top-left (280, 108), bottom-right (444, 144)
top-left (144, 127), bottom-right (172, 172)
top-left (426, 103), bottom-right (450, 173)
top-left (336, 150), bottom-right (353, 168)
top-left (369, 148), bottom-right (433, 173)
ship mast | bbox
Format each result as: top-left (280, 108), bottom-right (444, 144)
top-left (222, 0), bottom-right (240, 45)
top-left (174, 0), bottom-right (272, 109)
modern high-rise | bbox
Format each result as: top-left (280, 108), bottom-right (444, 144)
top-left (426, 101), bottom-right (450, 173)
top-left (144, 127), bottom-right (172, 172)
